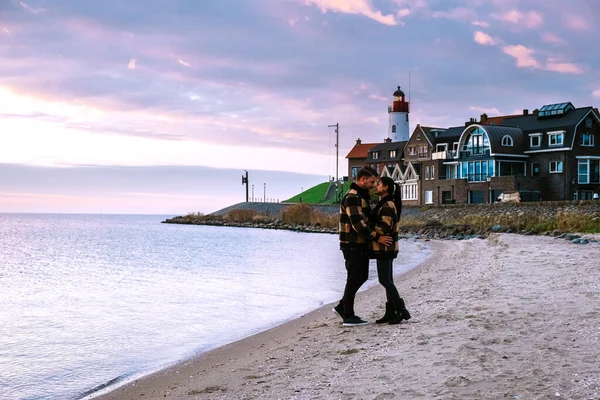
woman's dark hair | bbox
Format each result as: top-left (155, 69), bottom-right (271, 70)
top-left (379, 176), bottom-right (402, 219)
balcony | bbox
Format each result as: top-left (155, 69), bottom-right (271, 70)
top-left (460, 147), bottom-right (490, 158)
top-left (432, 150), bottom-right (457, 160)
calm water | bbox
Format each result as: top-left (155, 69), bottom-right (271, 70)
top-left (0, 214), bottom-right (430, 400)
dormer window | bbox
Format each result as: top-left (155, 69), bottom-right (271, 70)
top-left (389, 150), bottom-right (397, 158)
top-left (392, 125), bottom-right (397, 133)
top-left (501, 135), bottom-right (513, 147)
top-left (548, 131), bottom-right (565, 146)
top-left (372, 151), bottom-right (379, 160)
top-left (529, 133), bottom-right (542, 148)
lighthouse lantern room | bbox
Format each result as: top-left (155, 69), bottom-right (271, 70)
top-left (388, 85), bottom-right (410, 142)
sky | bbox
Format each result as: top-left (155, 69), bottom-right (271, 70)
top-left (1, 0), bottom-right (599, 214)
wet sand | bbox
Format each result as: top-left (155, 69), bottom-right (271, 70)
top-left (93, 233), bottom-right (600, 400)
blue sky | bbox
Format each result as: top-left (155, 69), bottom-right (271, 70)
top-left (1, 0), bottom-right (599, 214)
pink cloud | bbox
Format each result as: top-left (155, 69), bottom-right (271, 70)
top-left (469, 106), bottom-right (501, 115)
top-left (540, 32), bottom-right (566, 45)
top-left (300, 0), bottom-right (398, 26)
top-left (473, 31), bottom-right (501, 46)
top-left (19, 1), bottom-right (46, 14)
top-left (545, 59), bottom-right (582, 74)
top-left (562, 14), bottom-right (589, 31)
top-left (472, 21), bottom-right (489, 28)
top-left (492, 10), bottom-right (543, 28)
top-left (127, 58), bottom-right (137, 70)
top-left (592, 89), bottom-right (600, 99)
top-left (502, 45), bottom-right (540, 68)
top-left (432, 7), bottom-right (477, 21)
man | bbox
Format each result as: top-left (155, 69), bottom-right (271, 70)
top-left (334, 166), bottom-right (392, 326)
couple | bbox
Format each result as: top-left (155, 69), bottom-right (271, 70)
top-left (333, 166), bottom-right (411, 327)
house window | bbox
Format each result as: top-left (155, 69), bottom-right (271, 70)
top-left (418, 145), bottom-right (428, 158)
top-left (548, 131), bottom-right (564, 146)
top-left (372, 151), bottom-right (379, 160)
top-left (392, 125), bottom-right (397, 133)
top-left (446, 165), bottom-right (458, 179)
top-left (389, 150), bottom-right (397, 158)
top-left (431, 166), bottom-right (435, 180)
top-left (425, 166), bottom-right (430, 180)
top-left (530, 134), bottom-right (542, 148)
top-left (501, 135), bottom-right (513, 146)
top-left (462, 160), bottom-right (492, 181)
top-left (351, 167), bottom-right (360, 180)
top-left (408, 147), bottom-right (416, 156)
top-left (578, 159), bottom-right (600, 184)
top-left (436, 144), bottom-right (447, 152)
top-left (581, 133), bottom-right (594, 147)
top-left (581, 191), bottom-right (594, 200)
top-left (550, 161), bottom-right (563, 173)
top-left (417, 134), bottom-right (421, 140)
top-left (531, 162), bottom-right (540, 177)
top-left (425, 191), bottom-right (433, 204)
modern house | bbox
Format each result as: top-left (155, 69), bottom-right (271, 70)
top-left (345, 87), bottom-right (600, 204)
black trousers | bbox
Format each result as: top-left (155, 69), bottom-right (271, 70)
top-left (338, 248), bottom-right (369, 318)
top-left (376, 258), bottom-right (403, 311)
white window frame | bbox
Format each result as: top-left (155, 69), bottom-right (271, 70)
top-left (501, 135), bottom-right (514, 147)
top-left (408, 147), bottom-right (416, 156)
top-left (389, 150), bottom-right (397, 158)
top-left (372, 151), bottom-right (379, 160)
top-left (578, 159), bottom-right (589, 184)
top-left (529, 133), bottom-right (542, 148)
top-left (581, 132), bottom-right (595, 147)
top-left (436, 144), bottom-right (448, 152)
top-left (549, 161), bottom-right (563, 173)
top-left (431, 165), bottom-right (435, 180)
top-left (424, 190), bottom-right (433, 204)
top-left (548, 131), bottom-right (564, 146)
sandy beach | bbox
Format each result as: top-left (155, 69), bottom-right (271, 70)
top-left (94, 233), bottom-right (600, 400)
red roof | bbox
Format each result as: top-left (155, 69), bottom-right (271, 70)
top-left (346, 143), bottom-right (377, 159)
top-left (480, 114), bottom-right (522, 125)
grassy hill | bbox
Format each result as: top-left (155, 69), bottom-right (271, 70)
top-left (283, 181), bottom-right (350, 204)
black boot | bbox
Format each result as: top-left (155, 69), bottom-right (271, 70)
top-left (389, 298), bottom-right (411, 325)
top-left (376, 302), bottom-right (395, 324)
top-left (397, 298), bottom-right (411, 321)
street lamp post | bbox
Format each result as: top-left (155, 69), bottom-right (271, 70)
top-left (252, 184), bottom-right (254, 202)
top-left (264, 183), bottom-right (266, 203)
top-left (486, 175), bottom-right (492, 203)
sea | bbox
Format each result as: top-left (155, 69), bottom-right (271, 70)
top-left (0, 214), bottom-right (430, 400)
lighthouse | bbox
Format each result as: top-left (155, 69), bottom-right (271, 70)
top-left (388, 86), bottom-right (410, 142)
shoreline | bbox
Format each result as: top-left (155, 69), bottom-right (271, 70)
top-left (87, 240), bottom-right (437, 400)
top-left (91, 233), bottom-right (599, 399)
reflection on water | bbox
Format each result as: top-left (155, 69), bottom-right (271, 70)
top-left (0, 214), bottom-right (429, 400)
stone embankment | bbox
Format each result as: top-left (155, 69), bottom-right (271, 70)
top-left (163, 200), bottom-right (600, 244)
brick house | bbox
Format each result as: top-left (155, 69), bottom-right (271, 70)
top-left (345, 138), bottom-right (377, 180)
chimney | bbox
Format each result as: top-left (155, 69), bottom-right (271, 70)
top-left (384, 138), bottom-right (392, 143)
top-left (355, 138), bottom-right (362, 145)
top-left (533, 108), bottom-right (539, 116)
top-left (523, 109), bottom-right (529, 116)
top-left (480, 113), bottom-right (488, 122)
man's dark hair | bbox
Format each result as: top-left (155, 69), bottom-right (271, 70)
top-left (356, 166), bottom-right (378, 180)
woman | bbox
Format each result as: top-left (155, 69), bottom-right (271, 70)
top-left (370, 176), bottom-right (411, 325)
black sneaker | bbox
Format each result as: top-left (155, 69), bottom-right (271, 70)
top-left (332, 304), bottom-right (344, 319)
top-left (342, 316), bottom-right (369, 326)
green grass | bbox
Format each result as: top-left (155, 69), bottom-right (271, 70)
top-left (283, 181), bottom-right (351, 204)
